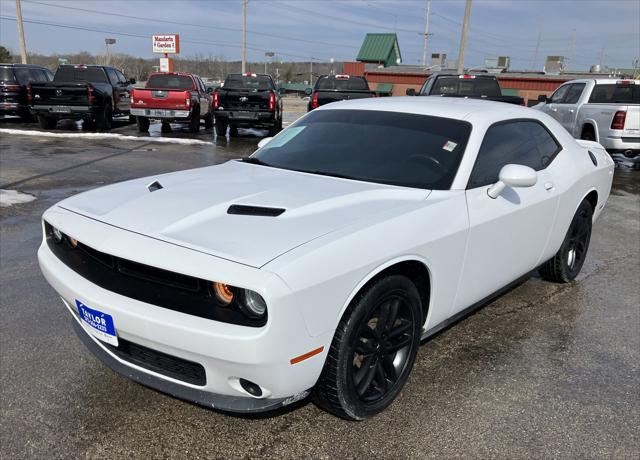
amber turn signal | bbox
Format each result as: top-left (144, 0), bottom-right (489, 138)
top-left (212, 282), bottom-right (234, 305)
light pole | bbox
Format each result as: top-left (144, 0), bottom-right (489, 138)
top-left (330, 57), bottom-right (335, 75)
top-left (457, 0), bottom-right (472, 74)
top-left (264, 51), bottom-right (274, 75)
top-left (105, 38), bottom-right (116, 66)
top-left (241, 0), bottom-right (247, 73)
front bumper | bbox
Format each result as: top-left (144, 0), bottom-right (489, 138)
top-left (37, 208), bottom-right (329, 413)
top-left (130, 108), bottom-right (191, 119)
top-left (69, 312), bottom-right (308, 412)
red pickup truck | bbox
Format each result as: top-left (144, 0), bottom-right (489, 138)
top-left (130, 72), bottom-right (214, 133)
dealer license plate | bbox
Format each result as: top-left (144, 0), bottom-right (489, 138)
top-left (76, 300), bottom-right (118, 346)
top-left (51, 105), bottom-right (71, 113)
top-left (149, 109), bottom-right (170, 117)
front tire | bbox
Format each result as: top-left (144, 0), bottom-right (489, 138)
top-left (539, 200), bottom-right (593, 283)
top-left (313, 275), bottom-right (422, 420)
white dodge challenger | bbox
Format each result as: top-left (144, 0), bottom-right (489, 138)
top-left (38, 97), bottom-right (614, 420)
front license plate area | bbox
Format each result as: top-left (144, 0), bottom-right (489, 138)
top-left (51, 105), bottom-right (71, 113)
top-left (76, 300), bottom-right (118, 346)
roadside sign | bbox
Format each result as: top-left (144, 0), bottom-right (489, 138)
top-left (58, 58), bottom-right (68, 65)
top-left (152, 34), bottom-right (180, 54)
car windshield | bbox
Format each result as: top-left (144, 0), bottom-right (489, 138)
top-left (223, 74), bottom-right (272, 91)
top-left (147, 74), bottom-right (194, 90)
top-left (54, 66), bottom-right (107, 83)
top-left (431, 77), bottom-right (501, 97)
top-left (316, 77), bottom-right (369, 91)
top-left (0, 66), bottom-right (16, 83)
top-left (252, 109), bottom-right (471, 190)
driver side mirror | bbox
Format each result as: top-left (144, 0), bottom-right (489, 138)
top-left (406, 88), bottom-right (416, 96)
top-left (537, 94), bottom-right (548, 103)
top-left (487, 164), bottom-right (537, 199)
top-left (129, 78), bottom-right (136, 85)
top-left (304, 87), bottom-right (312, 96)
top-left (257, 137), bottom-right (273, 149)
top-left (206, 86), bottom-right (214, 93)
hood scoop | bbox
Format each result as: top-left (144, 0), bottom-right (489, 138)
top-left (227, 204), bottom-right (285, 217)
top-left (147, 180), bottom-right (163, 192)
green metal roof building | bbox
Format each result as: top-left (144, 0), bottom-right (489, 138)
top-left (356, 33), bottom-right (402, 67)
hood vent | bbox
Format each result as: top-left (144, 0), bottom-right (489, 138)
top-left (227, 204), bottom-right (285, 217)
top-left (147, 180), bottom-right (163, 192)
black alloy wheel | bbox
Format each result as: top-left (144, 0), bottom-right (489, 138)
top-left (540, 199), bottom-right (593, 282)
top-left (314, 275), bottom-right (422, 420)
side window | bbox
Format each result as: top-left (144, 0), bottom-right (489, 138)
top-left (563, 83), bottom-right (585, 104)
top-left (468, 121), bottom-right (561, 188)
top-left (549, 84), bottom-right (570, 103)
top-left (106, 68), bottom-right (119, 85)
top-left (196, 77), bottom-right (205, 93)
top-left (420, 77), bottom-right (434, 95)
top-left (115, 70), bottom-right (127, 83)
top-left (28, 68), bottom-right (47, 82)
top-left (13, 67), bottom-right (31, 85)
top-left (45, 69), bottom-right (54, 81)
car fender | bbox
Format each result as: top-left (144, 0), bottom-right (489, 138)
top-left (335, 254), bottom-right (434, 330)
top-left (580, 118), bottom-right (600, 142)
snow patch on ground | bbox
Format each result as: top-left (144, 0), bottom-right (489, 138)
top-left (0, 128), bottom-right (213, 145)
top-left (0, 189), bottom-right (36, 207)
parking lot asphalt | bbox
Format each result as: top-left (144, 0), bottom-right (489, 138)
top-left (1, 100), bottom-right (639, 459)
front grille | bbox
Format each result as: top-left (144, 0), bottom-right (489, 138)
top-left (44, 222), bottom-right (266, 327)
top-left (105, 338), bottom-right (206, 386)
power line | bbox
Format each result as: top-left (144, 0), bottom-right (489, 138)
top-left (0, 15), bottom-right (334, 61)
top-left (22, 0), bottom-right (359, 54)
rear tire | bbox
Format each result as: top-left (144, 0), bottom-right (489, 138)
top-left (38, 115), bottom-right (57, 130)
top-left (313, 275), bottom-right (422, 420)
top-left (189, 108), bottom-right (200, 133)
top-left (19, 109), bottom-right (34, 123)
top-left (161, 121), bottom-right (172, 133)
top-left (581, 125), bottom-right (596, 141)
top-left (229, 125), bottom-right (239, 137)
top-left (95, 103), bottom-right (112, 131)
top-left (215, 119), bottom-right (227, 137)
top-left (128, 114), bottom-right (137, 124)
top-left (136, 116), bottom-right (150, 133)
top-left (204, 110), bottom-right (214, 130)
top-left (539, 200), bottom-right (593, 283)
top-left (268, 116), bottom-right (282, 137)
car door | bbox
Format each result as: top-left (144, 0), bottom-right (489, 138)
top-left (557, 83), bottom-right (586, 135)
top-left (195, 77), bottom-right (209, 116)
top-left (115, 70), bottom-right (132, 113)
top-left (541, 83), bottom-right (570, 123)
top-left (452, 120), bottom-right (561, 314)
top-left (105, 68), bottom-right (122, 112)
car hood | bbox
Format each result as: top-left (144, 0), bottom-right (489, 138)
top-left (59, 161), bottom-right (430, 267)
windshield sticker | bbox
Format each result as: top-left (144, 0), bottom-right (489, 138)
top-left (262, 126), bottom-right (306, 149)
top-left (442, 140), bottom-right (458, 152)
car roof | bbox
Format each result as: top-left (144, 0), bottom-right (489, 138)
top-left (0, 63), bottom-right (48, 68)
top-left (315, 96), bottom-right (537, 124)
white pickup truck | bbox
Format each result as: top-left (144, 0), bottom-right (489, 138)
top-left (535, 79), bottom-right (639, 163)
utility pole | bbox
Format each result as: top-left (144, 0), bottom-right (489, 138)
top-left (15, 0), bottom-right (28, 63)
top-left (421, 0), bottom-right (432, 67)
top-left (567, 29), bottom-right (576, 69)
top-left (309, 58), bottom-right (313, 85)
top-left (456, 0), bottom-right (472, 73)
top-left (532, 30), bottom-right (541, 70)
top-left (241, 0), bottom-right (247, 73)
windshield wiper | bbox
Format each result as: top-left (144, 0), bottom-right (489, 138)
top-left (240, 157), bottom-right (272, 167)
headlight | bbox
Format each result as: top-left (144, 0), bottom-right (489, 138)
top-left (239, 289), bottom-right (267, 318)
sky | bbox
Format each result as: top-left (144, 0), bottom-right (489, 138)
top-left (1, 0), bottom-right (639, 71)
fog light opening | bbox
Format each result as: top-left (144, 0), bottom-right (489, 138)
top-left (52, 227), bottom-right (63, 243)
top-left (239, 378), bottom-right (263, 397)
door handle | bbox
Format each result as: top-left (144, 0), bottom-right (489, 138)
top-left (545, 182), bottom-right (555, 191)
top-left (551, 107), bottom-right (557, 112)
top-left (569, 109), bottom-right (574, 113)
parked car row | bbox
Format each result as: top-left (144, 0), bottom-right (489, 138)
top-left (1, 63), bottom-right (285, 137)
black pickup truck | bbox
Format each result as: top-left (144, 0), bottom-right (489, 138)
top-left (213, 73), bottom-right (283, 137)
top-left (306, 75), bottom-right (376, 111)
top-left (407, 73), bottom-right (524, 105)
top-left (31, 64), bottom-right (134, 130)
